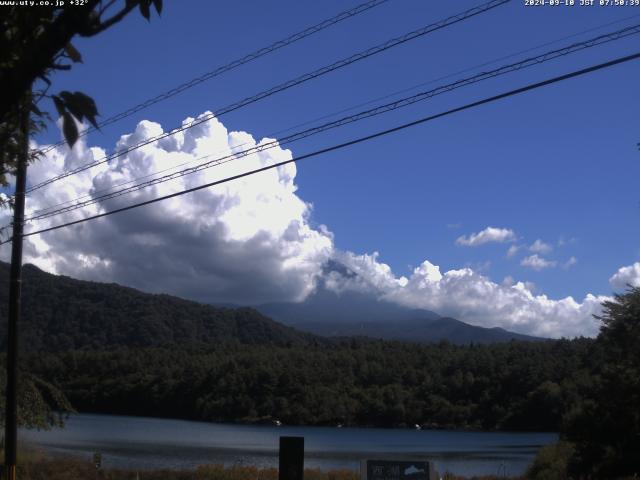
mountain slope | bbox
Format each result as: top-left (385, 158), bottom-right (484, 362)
top-left (258, 287), bottom-right (543, 344)
top-left (0, 262), bottom-right (320, 351)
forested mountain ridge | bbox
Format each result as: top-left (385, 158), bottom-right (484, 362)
top-left (1, 261), bottom-right (540, 350)
top-left (0, 262), bottom-right (320, 351)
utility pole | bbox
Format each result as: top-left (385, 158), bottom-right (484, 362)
top-left (4, 91), bottom-right (30, 480)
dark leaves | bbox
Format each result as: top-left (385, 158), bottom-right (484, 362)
top-left (62, 111), bottom-right (78, 147)
top-left (52, 95), bottom-right (65, 117)
top-left (139, 1), bottom-right (150, 20)
top-left (52, 91), bottom-right (100, 147)
top-left (64, 43), bottom-right (83, 63)
top-left (58, 91), bottom-right (99, 129)
top-left (138, 0), bottom-right (162, 20)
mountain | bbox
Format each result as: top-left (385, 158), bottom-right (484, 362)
top-left (0, 260), bottom-right (541, 351)
top-left (0, 262), bottom-right (321, 352)
top-left (258, 287), bottom-right (543, 344)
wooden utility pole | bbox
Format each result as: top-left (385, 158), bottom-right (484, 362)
top-left (4, 92), bottom-right (30, 480)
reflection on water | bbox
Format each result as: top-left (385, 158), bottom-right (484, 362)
top-left (20, 414), bottom-right (557, 477)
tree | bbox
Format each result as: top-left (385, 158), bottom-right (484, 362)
top-left (0, 0), bottom-right (162, 187)
top-left (563, 286), bottom-right (640, 478)
top-left (526, 441), bottom-right (575, 480)
top-left (0, 366), bottom-right (74, 430)
top-left (0, 0), bottom-right (162, 445)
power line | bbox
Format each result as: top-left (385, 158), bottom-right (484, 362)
top-left (33, 0), bottom-right (508, 190)
top-left (28, 0), bottom-right (511, 194)
top-left (265, 11), bottom-right (640, 140)
top-left (5, 50), bottom-right (639, 245)
top-left (25, 22), bottom-right (640, 222)
top-left (27, 15), bottom-right (640, 220)
top-left (29, 10), bottom-right (640, 217)
top-left (26, 21), bottom-right (640, 220)
top-left (40, 0), bottom-right (391, 154)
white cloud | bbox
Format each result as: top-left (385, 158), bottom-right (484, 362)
top-left (521, 254), bottom-right (557, 271)
top-left (0, 113), bottom-right (333, 305)
top-left (558, 236), bottom-right (577, 247)
top-left (327, 253), bottom-right (606, 338)
top-left (563, 256), bottom-right (578, 270)
top-left (529, 239), bottom-right (553, 254)
top-left (609, 262), bottom-right (640, 289)
top-left (506, 244), bottom-right (521, 258)
top-left (456, 227), bottom-right (516, 247)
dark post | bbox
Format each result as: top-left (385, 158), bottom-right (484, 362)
top-left (279, 436), bottom-right (304, 480)
top-left (4, 91), bottom-right (30, 480)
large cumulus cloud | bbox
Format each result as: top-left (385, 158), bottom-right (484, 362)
top-left (0, 113), bottom-right (333, 304)
top-left (0, 112), bottom-right (623, 337)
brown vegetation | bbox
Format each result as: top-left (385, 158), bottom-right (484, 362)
top-left (13, 456), bottom-right (360, 480)
top-left (9, 455), bottom-right (524, 480)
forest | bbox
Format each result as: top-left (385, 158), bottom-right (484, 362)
top-left (23, 338), bottom-right (592, 431)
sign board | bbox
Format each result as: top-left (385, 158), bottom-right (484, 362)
top-left (361, 460), bottom-right (438, 480)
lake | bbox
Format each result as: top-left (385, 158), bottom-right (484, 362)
top-left (20, 414), bottom-right (557, 478)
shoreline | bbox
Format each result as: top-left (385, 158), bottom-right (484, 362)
top-left (50, 411), bottom-right (561, 435)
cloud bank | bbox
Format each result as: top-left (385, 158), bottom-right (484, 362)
top-left (326, 251), bottom-right (605, 338)
top-left (0, 112), bottom-right (621, 338)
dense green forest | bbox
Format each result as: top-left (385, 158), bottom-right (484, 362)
top-left (0, 263), bottom-right (321, 351)
top-left (24, 338), bottom-right (594, 431)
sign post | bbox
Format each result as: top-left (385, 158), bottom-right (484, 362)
top-left (279, 436), bottom-right (304, 480)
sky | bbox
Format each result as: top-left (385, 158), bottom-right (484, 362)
top-left (2, 0), bottom-right (640, 338)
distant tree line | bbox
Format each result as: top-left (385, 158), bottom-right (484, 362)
top-left (24, 338), bottom-right (594, 431)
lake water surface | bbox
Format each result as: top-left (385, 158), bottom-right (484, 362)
top-left (21, 414), bottom-right (557, 478)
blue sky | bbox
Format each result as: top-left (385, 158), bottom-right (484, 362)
top-left (9, 0), bottom-right (640, 336)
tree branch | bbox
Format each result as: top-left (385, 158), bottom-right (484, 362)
top-left (0, 0), bottom-right (142, 122)
top-left (80, 2), bottom-right (138, 37)
top-left (99, 0), bottom-right (118, 16)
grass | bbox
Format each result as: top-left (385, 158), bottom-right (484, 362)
top-left (4, 451), bottom-right (525, 480)
top-left (7, 456), bottom-right (361, 480)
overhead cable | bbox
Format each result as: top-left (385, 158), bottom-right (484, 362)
top-left (40, 0), bottom-right (392, 154)
top-left (29, 0), bottom-right (511, 193)
top-left (4, 50), bottom-right (638, 244)
top-left (26, 23), bottom-right (640, 222)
